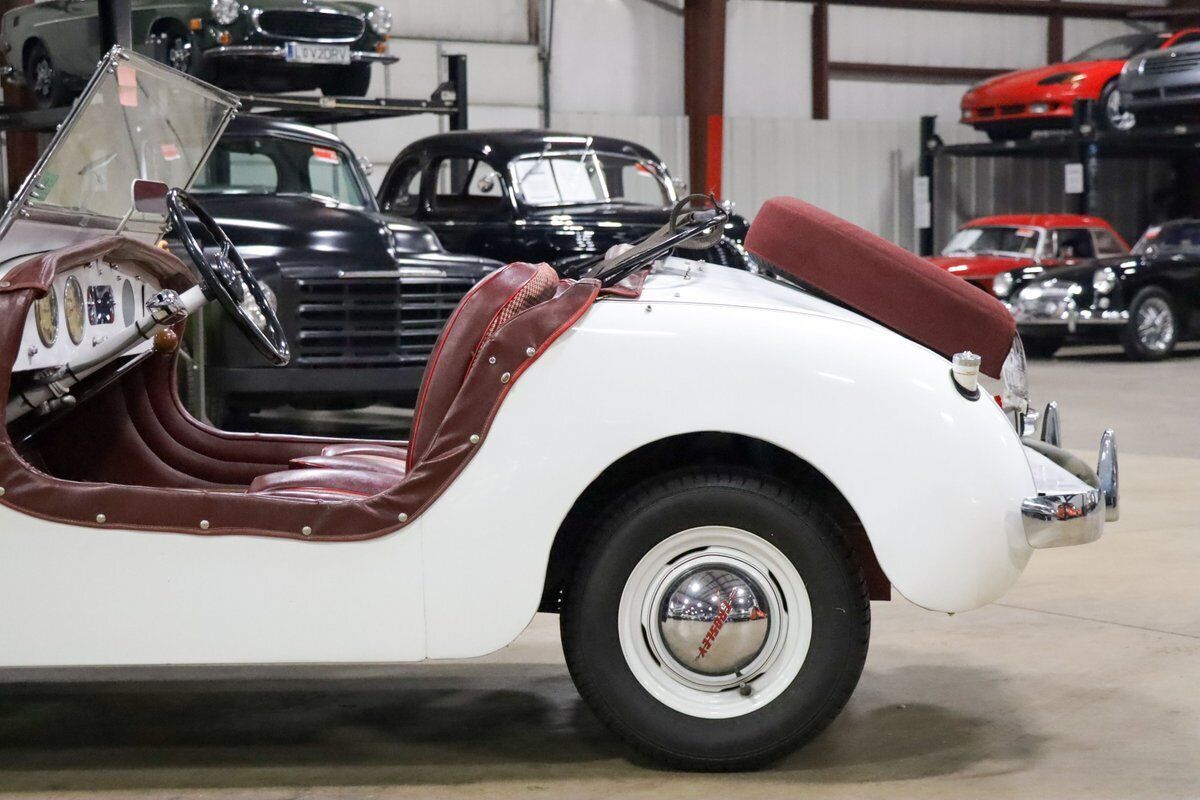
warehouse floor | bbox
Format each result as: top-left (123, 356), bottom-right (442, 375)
top-left (1, 344), bottom-right (1197, 800)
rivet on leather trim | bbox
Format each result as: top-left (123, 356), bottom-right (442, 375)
top-left (488, 356), bottom-right (496, 364)
top-left (0, 281), bottom-right (9, 289)
top-left (0, 487), bottom-right (6, 497)
top-left (525, 347), bottom-right (535, 357)
top-left (500, 372), bottom-right (511, 383)
top-left (397, 512), bottom-right (408, 523)
top-left (469, 434), bottom-right (480, 445)
top-left (200, 520), bottom-right (210, 530)
top-left (301, 526), bottom-right (313, 537)
top-left (96, 514), bottom-right (107, 524)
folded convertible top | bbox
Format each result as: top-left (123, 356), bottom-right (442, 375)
top-left (744, 197), bottom-right (1016, 379)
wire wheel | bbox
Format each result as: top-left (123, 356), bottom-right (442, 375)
top-left (1135, 296), bottom-right (1175, 353)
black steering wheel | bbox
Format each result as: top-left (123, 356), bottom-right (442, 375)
top-left (167, 189), bottom-right (290, 366)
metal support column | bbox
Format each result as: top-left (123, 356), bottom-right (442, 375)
top-left (917, 115), bottom-right (937, 256)
top-left (448, 54), bottom-right (468, 131)
top-left (98, 0), bottom-right (133, 50)
top-left (1072, 98), bottom-right (1095, 215)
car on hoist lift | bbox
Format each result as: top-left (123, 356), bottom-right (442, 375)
top-left (0, 48), bottom-right (1119, 771)
top-left (0, 0), bottom-right (396, 108)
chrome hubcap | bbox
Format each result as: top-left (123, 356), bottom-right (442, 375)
top-left (1136, 298), bottom-right (1174, 351)
top-left (618, 526), bottom-right (812, 719)
top-left (654, 560), bottom-right (774, 684)
top-left (33, 59), bottom-right (53, 96)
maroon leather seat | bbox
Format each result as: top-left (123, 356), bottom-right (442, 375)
top-left (249, 262), bottom-right (561, 500)
top-left (744, 197), bottom-right (1016, 377)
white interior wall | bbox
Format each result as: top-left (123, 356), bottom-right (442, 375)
top-left (724, 1), bottom-right (812, 118)
top-left (549, 0), bottom-right (685, 115)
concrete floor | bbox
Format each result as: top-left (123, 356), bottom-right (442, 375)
top-left (1, 343), bottom-right (1197, 799)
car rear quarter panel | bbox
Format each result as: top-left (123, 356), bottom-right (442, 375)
top-left (414, 293), bottom-right (1037, 658)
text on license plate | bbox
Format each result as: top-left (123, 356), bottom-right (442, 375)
top-left (284, 43), bottom-right (350, 65)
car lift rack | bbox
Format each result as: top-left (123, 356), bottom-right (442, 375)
top-left (917, 100), bottom-right (1200, 255)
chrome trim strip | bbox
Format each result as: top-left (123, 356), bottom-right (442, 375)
top-left (202, 45), bottom-right (397, 63)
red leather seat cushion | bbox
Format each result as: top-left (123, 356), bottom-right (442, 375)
top-left (247, 467), bottom-right (397, 500)
top-left (744, 197), bottom-right (1016, 378)
top-left (290, 454), bottom-right (407, 477)
top-left (321, 442), bottom-right (408, 460)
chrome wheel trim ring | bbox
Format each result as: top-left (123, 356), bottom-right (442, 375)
top-left (1136, 297), bottom-right (1175, 352)
top-left (618, 526), bottom-right (813, 719)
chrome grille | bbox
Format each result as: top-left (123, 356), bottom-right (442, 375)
top-left (256, 10), bottom-right (365, 42)
top-left (1143, 52), bottom-right (1200, 75)
top-left (286, 273), bottom-right (474, 368)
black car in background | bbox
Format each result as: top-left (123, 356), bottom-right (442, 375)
top-left (187, 116), bottom-right (499, 426)
top-left (377, 130), bottom-right (751, 275)
top-left (1001, 219), bottom-right (1200, 359)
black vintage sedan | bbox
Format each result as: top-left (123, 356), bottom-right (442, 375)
top-left (187, 116), bottom-right (499, 425)
top-left (376, 130), bottom-right (751, 275)
top-left (999, 219), bottom-right (1200, 359)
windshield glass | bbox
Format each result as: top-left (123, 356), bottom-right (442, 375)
top-left (13, 51), bottom-right (235, 228)
top-left (1069, 33), bottom-right (1165, 62)
top-left (1133, 221), bottom-right (1200, 256)
top-left (511, 151), bottom-right (673, 208)
top-left (942, 226), bottom-right (1042, 257)
top-left (193, 135), bottom-right (368, 208)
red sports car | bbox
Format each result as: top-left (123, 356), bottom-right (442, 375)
top-left (961, 30), bottom-right (1200, 140)
top-left (928, 214), bottom-right (1129, 295)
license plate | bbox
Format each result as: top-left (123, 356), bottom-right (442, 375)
top-left (284, 42), bottom-right (350, 65)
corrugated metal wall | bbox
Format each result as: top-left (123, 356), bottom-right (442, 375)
top-left (723, 117), bottom-right (918, 249)
top-left (932, 154), bottom-right (1176, 249)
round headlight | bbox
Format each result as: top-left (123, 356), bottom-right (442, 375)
top-left (367, 6), bottom-right (392, 36)
top-left (1093, 266), bottom-right (1117, 295)
top-left (992, 271), bottom-right (1015, 298)
top-left (210, 0), bottom-right (239, 25)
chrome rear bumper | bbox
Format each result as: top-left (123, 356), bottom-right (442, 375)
top-left (1020, 410), bottom-right (1118, 549)
top-left (203, 46), bottom-right (399, 64)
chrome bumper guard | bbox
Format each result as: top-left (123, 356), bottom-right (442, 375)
top-left (1021, 411), bottom-right (1118, 549)
top-left (203, 46), bottom-right (399, 64)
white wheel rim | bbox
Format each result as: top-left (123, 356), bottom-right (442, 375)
top-left (618, 526), bottom-right (813, 719)
top-left (1107, 88), bottom-right (1135, 131)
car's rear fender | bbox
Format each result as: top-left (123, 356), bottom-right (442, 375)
top-left (414, 298), bottom-right (1036, 659)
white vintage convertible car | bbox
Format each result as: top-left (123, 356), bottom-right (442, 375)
top-left (0, 48), bottom-right (1118, 770)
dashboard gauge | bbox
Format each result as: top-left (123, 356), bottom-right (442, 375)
top-left (121, 280), bottom-right (136, 326)
top-left (87, 284), bottom-right (116, 325)
top-left (64, 275), bottom-right (85, 344)
top-left (32, 286), bottom-right (59, 347)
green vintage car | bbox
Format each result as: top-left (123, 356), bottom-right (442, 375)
top-left (0, 0), bottom-right (397, 107)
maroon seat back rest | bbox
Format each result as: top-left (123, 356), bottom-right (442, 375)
top-left (744, 197), bottom-right (1016, 378)
top-left (406, 262), bottom-right (560, 471)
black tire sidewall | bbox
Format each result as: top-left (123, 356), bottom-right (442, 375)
top-left (562, 471), bottom-right (868, 768)
top-left (319, 63), bottom-right (371, 97)
top-left (1122, 286), bottom-right (1177, 360)
top-left (1022, 333), bottom-right (1064, 358)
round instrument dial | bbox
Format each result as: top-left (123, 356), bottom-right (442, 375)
top-left (64, 275), bottom-right (85, 345)
top-left (33, 286), bottom-right (58, 347)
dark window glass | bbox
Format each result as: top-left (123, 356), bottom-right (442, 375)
top-left (385, 158), bottom-right (422, 216)
top-left (1051, 228), bottom-right (1095, 260)
top-left (1068, 33), bottom-right (1164, 62)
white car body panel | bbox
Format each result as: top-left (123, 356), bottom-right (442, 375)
top-left (0, 257), bottom-right (1052, 667)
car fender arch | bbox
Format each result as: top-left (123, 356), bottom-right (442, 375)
top-left (414, 291), bottom-right (1037, 659)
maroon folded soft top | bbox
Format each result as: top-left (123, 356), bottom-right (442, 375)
top-left (744, 197), bottom-right (1016, 378)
